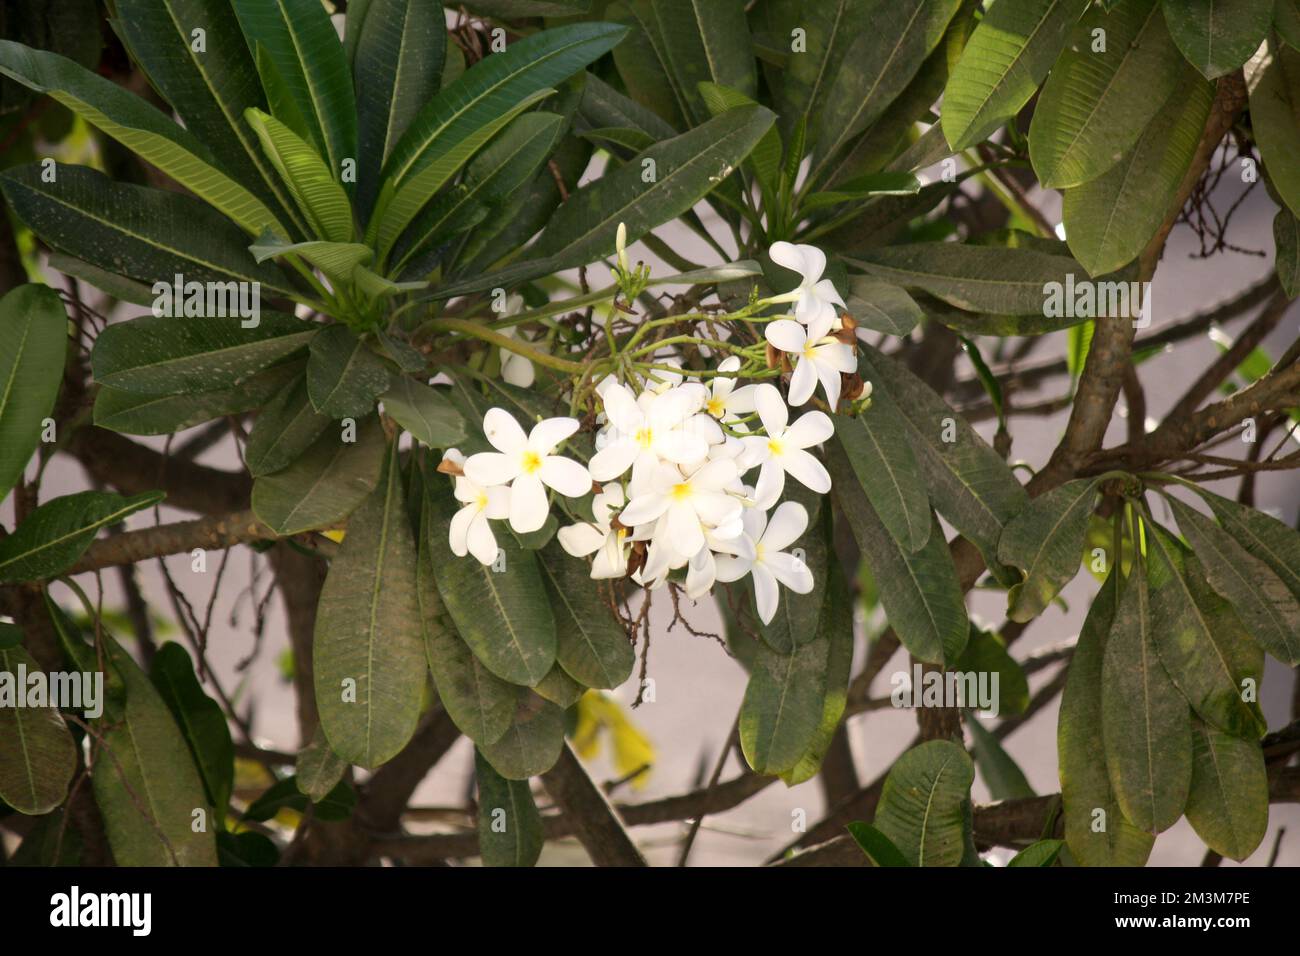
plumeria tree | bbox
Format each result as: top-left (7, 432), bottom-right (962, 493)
top-left (0, 0), bottom-right (1299, 869)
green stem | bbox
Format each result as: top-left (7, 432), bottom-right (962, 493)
top-left (422, 317), bottom-right (585, 374)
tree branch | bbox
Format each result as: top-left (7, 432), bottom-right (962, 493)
top-left (539, 742), bottom-right (647, 866)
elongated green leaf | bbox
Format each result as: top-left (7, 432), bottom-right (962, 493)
top-left (1008, 839), bottom-right (1065, 866)
top-left (776, 0), bottom-right (864, 144)
top-left (381, 377), bottom-right (467, 450)
top-left (0, 284), bottom-right (65, 505)
top-left (1101, 561), bottom-right (1193, 833)
top-left (858, 343), bottom-right (1028, 584)
top-left (477, 691), bottom-right (565, 779)
top-left (1163, 0), bottom-right (1273, 78)
top-left (314, 446), bottom-right (426, 768)
top-left (955, 627), bottom-right (1030, 715)
top-left (245, 108), bottom-right (353, 243)
top-left (251, 414), bottom-right (386, 534)
top-left (0, 39), bottom-right (283, 235)
top-left (2, 166), bottom-right (298, 305)
top-left (1062, 65), bottom-right (1214, 275)
top-left (424, 479), bottom-right (557, 687)
top-left (874, 740), bottom-right (975, 867)
top-left (537, 541), bottom-right (634, 690)
top-left (93, 312), bottom-right (315, 395)
top-left (942, 0), bottom-right (1092, 150)
top-left (92, 632), bottom-right (220, 865)
top-left (244, 374), bottom-right (330, 477)
top-left (848, 243), bottom-right (1087, 316)
top-left (248, 234), bottom-right (373, 285)
top-left (475, 748), bottom-right (543, 866)
top-left (740, 557), bottom-right (850, 777)
top-left (149, 642), bottom-right (234, 817)
top-left (1276, 208), bottom-right (1300, 297)
top-left (577, 69), bottom-right (677, 140)
top-left (999, 477), bottom-right (1103, 623)
top-left (1148, 530), bottom-right (1267, 739)
top-left (1280, 0), bottom-right (1300, 50)
top-left (833, 395), bottom-right (931, 553)
top-left (1185, 717), bottom-right (1268, 860)
top-left (1059, 571), bottom-right (1156, 865)
top-left (532, 663), bottom-right (584, 708)
top-left (643, 0), bottom-right (755, 126)
top-left (231, 0), bottom-right (356, 177)
top-left (607, 0), bottom-right (690, 128)
top-left (1245, 37), bottom-right (1300, 219)
top-left (295, 726), bottom-right (349, 802)
top-left (243, 774), bottom-right (355, 821)
top-left (846, 821), bottom-right (912, 867)
top-left (1029, 0), bottom-right (1185, 188)
top-left (352, 0), bottom-right (446, 219)
top-left (306, 324), bottom-right (393, 419)
top-left (0, 490), bottom-right (162, 584)
top-left (812, 0), bottom-right (962, 180)
top-left (46, 253), bottom-right (157, 308)
top-left (843, 277), bottom-right (923, 337)
top-left (0, 645), bottom-right (78, 815)
top-left (110, 0), bottom-right (305, 233)
top-left (968, 715), bottom-right (1035, 801)
top-left (417, 496), bottom-right (518, 745)
top-left (1198, 486), bottom-right (1300, 604)
top-left (1168, 496), bottom-right (1300, 666)
top-left (830, 438), bottom-right (967, 665)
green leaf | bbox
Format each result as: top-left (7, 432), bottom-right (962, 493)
top-left (942, 0), bottom-right (1092, 150)
top-left (1101, 560), bottom-right (1193, 833)
top-left (1184, 717), bottom-right (1268, 860)
top-left (740, 557), bottom-right (851, 777)
top-left (477, 691), bottom-right (565, 780)
top-left (244, 373), bottom-right (331, 477)
top-left (295, 726), bottom-right (349, 802)
top-left (1062, 65), bottom-right (1214, 275)
top-left (424, 478), bottom-right (557, 687)
top-left (844, 278), bottom-right (923, 337)
top-left (95, 363), bottom-right (301, 438)
top-left (0, 39), bottom-right (283, 235)
top-left (1275, 208), bottom-right (1300, 297)
top-left (831, 436), bottom-right (968, 665)
top-left (417, 497), bottom-right (518, 744)
top-left (243, 775), bottom-right (355, 822)
top-left (217, 829), bottom-right (279, 867)
top-left (533, 662), bottom-right (585, 708)
top-left (538, 541), bottom-right (634, 690)
top-left (1245, 36), bottom-right (1300, 219)
top-left (231, 0), bottom-right (357, 177)
top-left (306, 324), bottom-right (393, 419)
top-left (0, 490), bottom-right (163, 584)
top-left (244, 108), bottom-right (354, 243)
top-left (1167, 496), bottom-right (1300, 666)
top-left (697, 82), bottom-right (782, 203)
top-left (848, 243), bottom-right (1088, 316)
top-left (1059, 571), bottom-right (1155, 865)
top-left (1029, 0), bottom-right (1185, 189)
top-left (92, 312), bottom-right (315, 395)
top-left (1163, 0), bottom-right (1273, 78)
top-left (251, 414), bottom-right (386, 534)
top-left (641, 0), bottom-right (756, 127)
top-left (110, 0), bottom-right (305, 233)
top-left (967, 715), bottom-right (1035, 801)
top-left (998, 477), bottom-right (1103, 623)
top-left (352, 0), bottom-right (446, 219)
top-left (0, 645), bottom-right (78, 815)
top-left (149, 642), bottom-right (234, 817)
top-left (776, 0), bottom-right (868, 145)
top-left (1148, 529), bottom-right (1267, 739)
top-left (1279, 0), bottom-right (1300, 50)
top-left (846, 821), bottom-right (912, 867)
top-left (0, 284), bottom-right (65, 505)
top-left (858, 343), bottom-right (1028, 584)
top-left (45, 253), bottom-right (156, 308)
top-left (0, 165), bottom-right (297, 298)
top-left (873, 740), bottom-right (975, 867)
top-left (475, 747), bottom-right (543, 866)
top-left (833, 394), bottom-right (931, 553)
top-left (380, 377), bottom-right (467, 450)
top-left (1198, 487), bottom-right (1300, 604)
top-left (92, 632), bottom-right (220, 865)
top-left (811, 0), bottom-right (962, 181)
top-left (313, 445), bottom-right (426, 768)
top-left (607, 1), bottom-right (690, 128)
top-left (1007, 839), bottom-right (1064, 866)
top-left (955, 626), bottom-right (1030, 715)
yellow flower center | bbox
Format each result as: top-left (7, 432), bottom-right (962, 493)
top-left (707, 397), bottom-right (725, 417)
top-left (635, 427), bottom-right (654, 448)
top-left (670, 481), bottom-right (693, 501)
top-left (475, 491), bottom-right (489, 510)
top-left (802, 342), bottom-right (816, 359)
top-left (755, 542), bottom-right (766, 562)
top-left (521, 450), bottom-right (543, 474)
top-left (767, 438), bottom-right (784, 456)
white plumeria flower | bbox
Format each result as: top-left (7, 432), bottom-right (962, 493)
top-left (715, 501), bottom-right (815, 625)
top-left (740, 384), bottom-right (834, 509)
top-left (588, 381), bottom-right (710, 483)
top-left (765, 318), bottom-right (857, 409)
top-left (444, 449), bottom-right (511, 566)
top-left (704, 355), bottom-right (756, 424)
top-left (769, 241), bottom-right (846, 332)
top-left (557, 485), bottom-right (630, 579)
top-left (496, 294), bottom-right (536, 387)
top-left (464, 409), bottom-right (591, 533)
top-left (618, 458), bottom-right (742, 561)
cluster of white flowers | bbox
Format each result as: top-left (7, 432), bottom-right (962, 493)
top-left (442, 242), bottom-right (861, 626)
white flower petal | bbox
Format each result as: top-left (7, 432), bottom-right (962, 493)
top-left (508, 472), bottom-right (549, 533)
top-left (618, 492), bottom-right (669, 529)
top-left (464, 451), bottom-right (519, 487)
top-left (762, 500), bottom-right (808, 552)
top-left (591, 535), bottom-right (628, 579)
top-left (539, 455), bottom-right (591, 497)
top-left (713, 554), bottom-right (753, 583)
top-left (784, 410), bottom-right (834, 449)
top-left (483, 408), bottom-right (527, 453)
top-left (753, 383), bottom-right (788, 436)
top-left (768, 240), bottom-right (807, 277)
top-left (752, 563), bottom-right (780, 625)
top-left (787, 356), bottom-right (817, 406)
top-left (602, 383), bottom-right (644, 434)
top-left (558, 522), bottom-right (605, 557)
top-left (685, 547), bottom-right (715, 599)
top-left (529, 416), bottom-right (579, 455)
top-left (813, 277), bottom-right (846, 308)
top-left (796, 244), bottom-right (827, 283)
top-left (815, 355), bottom-right (843, 411)
top-left (782, 447), bottom-right (831, 495)
top-left (651, 428), bottom-right (708, 465)
top-left (753, 459), bottom-right (785, 510)
top-left (449, 503), bottom-right (475, 557)
top-left (484, 484), bottom-right (512, 519)
top-left (466, 512), bottom-right (499, 565)
top-left (588, 438), bottom-right (639, 482)
top-left (765, 550), bottom-right (814, 593)
top-left (666, 501), bottom-right (705, 558)
top-left (693, 491), bottom-right (742, 527)
top-left (765, 318), bottom-right (806, 354)
top-left (501, 353), bottom-right (535, 387)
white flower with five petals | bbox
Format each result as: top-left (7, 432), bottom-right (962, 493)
top-left (618, 458), bottom-right (742, 561)
top-left (443, 449), bottom-right (511, 566)
top-left (740, 384), bottom-right (833, 509)
top-left (765, 318), bottom-right (857, 410)
top-left (588, 381), bottom-right (710, 484)
top-left (464, 409), bottom-right (590, 533)
top-left (715, 501), bottom-right (815, 624)
top-left (769, 241), bottom-right (846, 332)
top-left (703, 355), bottom-right (756, 424)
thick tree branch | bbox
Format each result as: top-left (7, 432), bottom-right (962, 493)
top-left (540, 742), bottom-right (647, 866)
